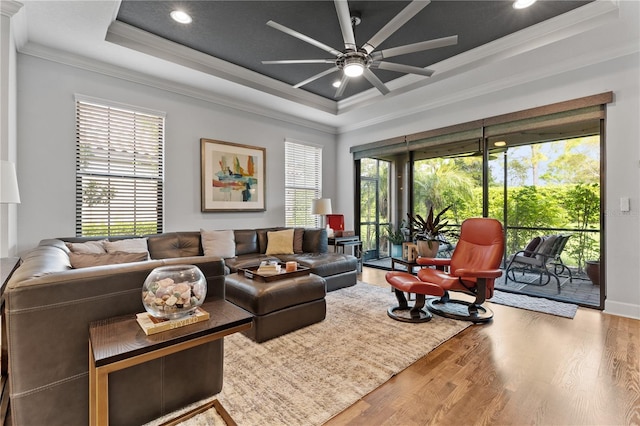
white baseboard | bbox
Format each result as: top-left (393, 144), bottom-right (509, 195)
top-left (603, 300), bottom-right (640, 320)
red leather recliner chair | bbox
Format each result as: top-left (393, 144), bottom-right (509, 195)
top-left (385, 217), bottom-right (504, 323)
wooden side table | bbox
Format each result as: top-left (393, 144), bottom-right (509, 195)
top-left (89, 299), bottom-right (253, 426)
top-left (390, 257), bottom-right (419, 275)
top-left (329, 236), bottom-right (363, 272)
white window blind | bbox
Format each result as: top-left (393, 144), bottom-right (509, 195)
top-left (75, 97), bottom-right (165, 236)
top-left (285, 140), bottom-right (322, 227)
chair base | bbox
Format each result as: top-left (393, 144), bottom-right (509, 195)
top-left (387, 305), bottom-right (432, 323)
top-left (427, 298), bottom-right (493, 323)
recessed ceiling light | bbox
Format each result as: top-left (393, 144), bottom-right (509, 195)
top-left (494, 141), bottom-right (507, 147)
top-left (513, 0), bottom-right (537, 9)
top-left (170, 10), bottom-right (192, 24)
top-left (332, 81), bottom-right (341, 88)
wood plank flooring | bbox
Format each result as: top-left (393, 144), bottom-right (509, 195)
top-left (326, 268), bottom-right (640, 425)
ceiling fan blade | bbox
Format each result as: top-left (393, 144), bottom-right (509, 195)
top-left (262, 59), bottom-right (336, 65)
top-left (293, 67), bottom-right (339, 89)
top-left (334, 0), bottom-right (357, 51)
top-left (372, 61), bottom-right (434, 77)
top-left (362, 0), bottom-right (431, 54)
top-left (335, 74), bottom-right (350, 98)
top-left (363, 69), bottom-right (390, 95)
top-left (371, 35), bottom-right (458, 60)
top-left (266, 20), bottom-right (342, 56)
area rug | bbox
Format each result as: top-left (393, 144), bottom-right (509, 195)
top-left (490, 289), bottom-right (578, 319)
top-left (146, 282), bottom-right (469, 426)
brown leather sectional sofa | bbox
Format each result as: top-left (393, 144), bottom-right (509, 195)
top-left (4, 227), bottom-right (356, 425)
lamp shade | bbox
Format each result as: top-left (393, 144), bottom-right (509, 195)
top-left (1, 161), bottom-right (21, 204)
top-left (311, 198), bottom-right (332, 215)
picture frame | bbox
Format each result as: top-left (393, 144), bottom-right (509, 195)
top-left (200, 138), bottom-right (266, 212)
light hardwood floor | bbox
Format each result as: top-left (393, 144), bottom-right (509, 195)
top-left (326, 267), bottom-right (640, 426)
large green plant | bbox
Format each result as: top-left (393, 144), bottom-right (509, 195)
top-left (564, 183), bottom-right (600, 270)
top-left (407, 205), bottom-right (453, 248)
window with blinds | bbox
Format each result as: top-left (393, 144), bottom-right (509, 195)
top-left (285, 140), bottom-right (322, 227)
top-left (75, 96), bottom-right (165, 236)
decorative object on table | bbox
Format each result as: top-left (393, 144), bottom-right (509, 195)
top-left (142, 265), bottom-right (207, 320)
top-left (0, 160), bottom-right (21, 204)
top-left (136, 307), bottom-right (211, 335)
top-left (200, 138), bottom-right (265, 212)
top-left (402, 242), bottom-right (418, 262)
top-left (407, 205), bottom-right (452, 257)
top-left (327, 214), bottom-right (345, 235)
top-left (239, 262), bottom-right (311, 282)
top-left (311, 198), bottom-right (332, 234)
top-left (384, 222), bottom-right (406, 258)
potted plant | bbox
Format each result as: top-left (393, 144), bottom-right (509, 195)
top-left (383, 222), bottom-right (406, 258)
top-left (585, 259), bottom-right (600, 285)
top-left (407, 205), bottom-right (453, 258)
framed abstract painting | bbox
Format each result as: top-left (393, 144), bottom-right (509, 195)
top-left (200, 138), bottom-right (266, 212)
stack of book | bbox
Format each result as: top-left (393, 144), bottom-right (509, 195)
top-left (257, 262), bottom-right (281, 275)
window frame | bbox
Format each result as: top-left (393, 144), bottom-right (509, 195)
top-left (74, 95), bottom-right (165, 236)
top-left (284, 139), bottom-right (323, 228)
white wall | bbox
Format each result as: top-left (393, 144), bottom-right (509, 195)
top-left (337, 51), bottom-right (640, 319)
top-left (16, 55), bottom-right (337, 254)
top-left (0, 10), bottom-right (19, 257)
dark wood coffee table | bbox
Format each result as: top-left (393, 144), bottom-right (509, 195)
top-left (88, 299), bottom-right (253, 426)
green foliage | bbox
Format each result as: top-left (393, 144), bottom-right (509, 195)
top-left (82, 221), bottom-right (158, 236)
top-left (563, 183), bottom-right (600, 269)
top-left (382, 222), bottom-right (407, 245)
top-left (407, 205), bottom-right (453, 248)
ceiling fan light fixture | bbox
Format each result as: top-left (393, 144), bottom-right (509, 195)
top-left (343, 59), bottom-right (364, 77)
top-left (513, 0), bottom-right (537, 9)
top-left (170, 10), bottom-right (192, 24)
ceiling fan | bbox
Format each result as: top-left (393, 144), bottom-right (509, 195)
top-left (262, 0), bottom-right (458, 98)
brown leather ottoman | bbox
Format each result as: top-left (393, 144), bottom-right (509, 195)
top-left (225, 272), bottom-right (326, 342)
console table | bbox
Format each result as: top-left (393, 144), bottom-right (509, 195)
top-left (89, 299), bottom-right (253, 426)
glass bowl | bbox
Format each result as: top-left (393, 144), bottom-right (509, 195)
top-left (142, 265), bottom-right (207, 319)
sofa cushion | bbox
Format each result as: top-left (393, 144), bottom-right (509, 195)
top-left (65, 240), bottom-right (107, 254)
top-left (293, 228), bottom-right (304, 254)
top-left (104, 238), bottom-right (149, 258)
top-left (265, 229), bottom-right (294, 255)
top-left (302, 228), bottom-right (328, 253)
top-left (147, 232), bottom-right (201, 259)
top-left (201, 229), bottom-right (236, 258)
top-left (69, 251), bottom-right (149, 269)
top-left (233, 229), bottom-right (259, 256)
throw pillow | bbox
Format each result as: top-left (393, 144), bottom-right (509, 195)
top-left (201, 229), bottom-right (236, 258)
top-left (293, 228), bottom-right (304, 254)
top-left (104, 238), bottom-right (150, 259)
top-left (522, 236), bottom-right (542, 257)
top-left (69, 252), bottom-right (148, 269)
top-left (265, 229), bottom-right (295, 255)
top-left (65, 239), bottom-right (108, 254)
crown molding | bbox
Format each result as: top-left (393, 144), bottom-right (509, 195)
top-left (336, 0), bottom-right (623, 132)
top-left (0, 0), bottom-right (23, 17)
top-left (105, 20), bottom-right (338, 116)
top-left (18, 43), bottom-right (338, 135)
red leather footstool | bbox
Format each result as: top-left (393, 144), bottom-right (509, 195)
top-left (385, 271), bottom-right (446, 323)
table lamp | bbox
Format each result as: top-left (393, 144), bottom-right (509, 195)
top-left (311, 198), bottom-right (332, 233)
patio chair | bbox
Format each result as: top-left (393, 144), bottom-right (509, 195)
top-left (504, 234), bottom-right (573, 293)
